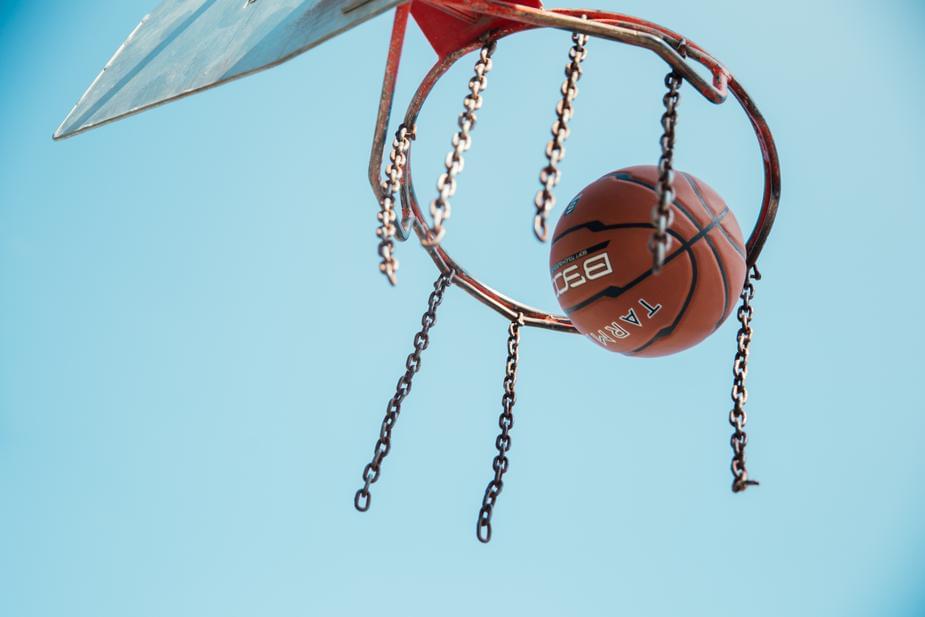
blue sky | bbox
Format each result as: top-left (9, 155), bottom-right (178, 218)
top-left (1, 1), bottom-right (924, 616)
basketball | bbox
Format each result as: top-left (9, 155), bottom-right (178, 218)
top-left (549, 165), bottom-right (747, 357)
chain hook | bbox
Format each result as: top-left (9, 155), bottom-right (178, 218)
top-left (376, 123), bottom-right (416, 285)
top-left (649, 46), bottom-right (685, 274)
top-left (354, 269), bottom-right (455, 511)
top-left (533, 18), bottom-right (589, 242)
top-left (422, 39), bottom-right (497, 247)
top-left (728, 264), bottom-right (760, 493)
top-left (476, 312), bottom-right (524, 543)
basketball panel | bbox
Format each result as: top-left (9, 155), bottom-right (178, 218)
top-left (568, 240), bottom-right (694, 354)
top-left (681, 171), bottom-right (747, 257)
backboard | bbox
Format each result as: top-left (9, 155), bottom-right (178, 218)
top-left (54, 0), bottom-right (402, 139)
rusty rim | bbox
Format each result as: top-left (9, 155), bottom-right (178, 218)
top-left (371, 4), bottom-right (781, 333)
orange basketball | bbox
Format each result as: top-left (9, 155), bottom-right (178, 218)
top-left (549, 165), bottom-right (747, 357)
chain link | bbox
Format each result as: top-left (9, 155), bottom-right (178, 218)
top-left (476, 313), bottom-right (524, 543)
top-left (354, 270), bottom-right (455, 512)
top-left (729, 265), bottom-right (760, 493)
top-left (533, 25), bottom-right (589, 241)
top-left (422, 39), bottom-right (497, 247)
top-left (649, 41), bottom-right (687, 274)
top-left (376, 123), bottom-right (415, 285)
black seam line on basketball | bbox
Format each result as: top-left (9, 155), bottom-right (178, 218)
top-left (552, 224), bottom-right (685, 284)
top-left (703, 232), bottom-right (730, 331)
top-left (683, 172), bottom-right (746, 259)
top-left (551, 173), bottom-right (703, 245)
top-left (553, 174), bottom-right (730, 297)
top-left (562, 227), bottom-right (688, 314)
top-left (562, 212), bottom-right (727, 315)
top-left (609, 171), bottom-right (710, 234)
top-left (612, 170), bottom-right (732, 330)
top-left (678, 172), bottom-right (730, 329)
top-left (630, 231), bottom-right (700, 355)
top-left (682, 172), bottom-right (746, 259)
top-left (553, 220), bottom-right (668, 246)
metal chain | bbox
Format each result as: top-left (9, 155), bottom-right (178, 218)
top-left (729, 265), bottom-right (761, 493)
top-left (649, 41), bottom-right (687, 273)
top-left (422, 39), bottom-right (497, 247)
top-left (354, 269), bottom-right (455, 512)
top-left (376, 123), bottom-right (415, 285)
top-left (476, 313), bottom-right (524, 543)
top-left (533, 25), bottom-right (589, 242)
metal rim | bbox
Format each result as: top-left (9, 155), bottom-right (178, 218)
top-left (374, 5), bottom-right (781, 334)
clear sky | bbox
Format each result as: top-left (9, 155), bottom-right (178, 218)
top-left (1, 1), bottom-right (924, 616)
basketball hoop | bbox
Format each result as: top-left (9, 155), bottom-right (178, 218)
top-left (55, 0), bottom-right (781, 544)
top-left (360, 2), bottom-right (780, 541)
